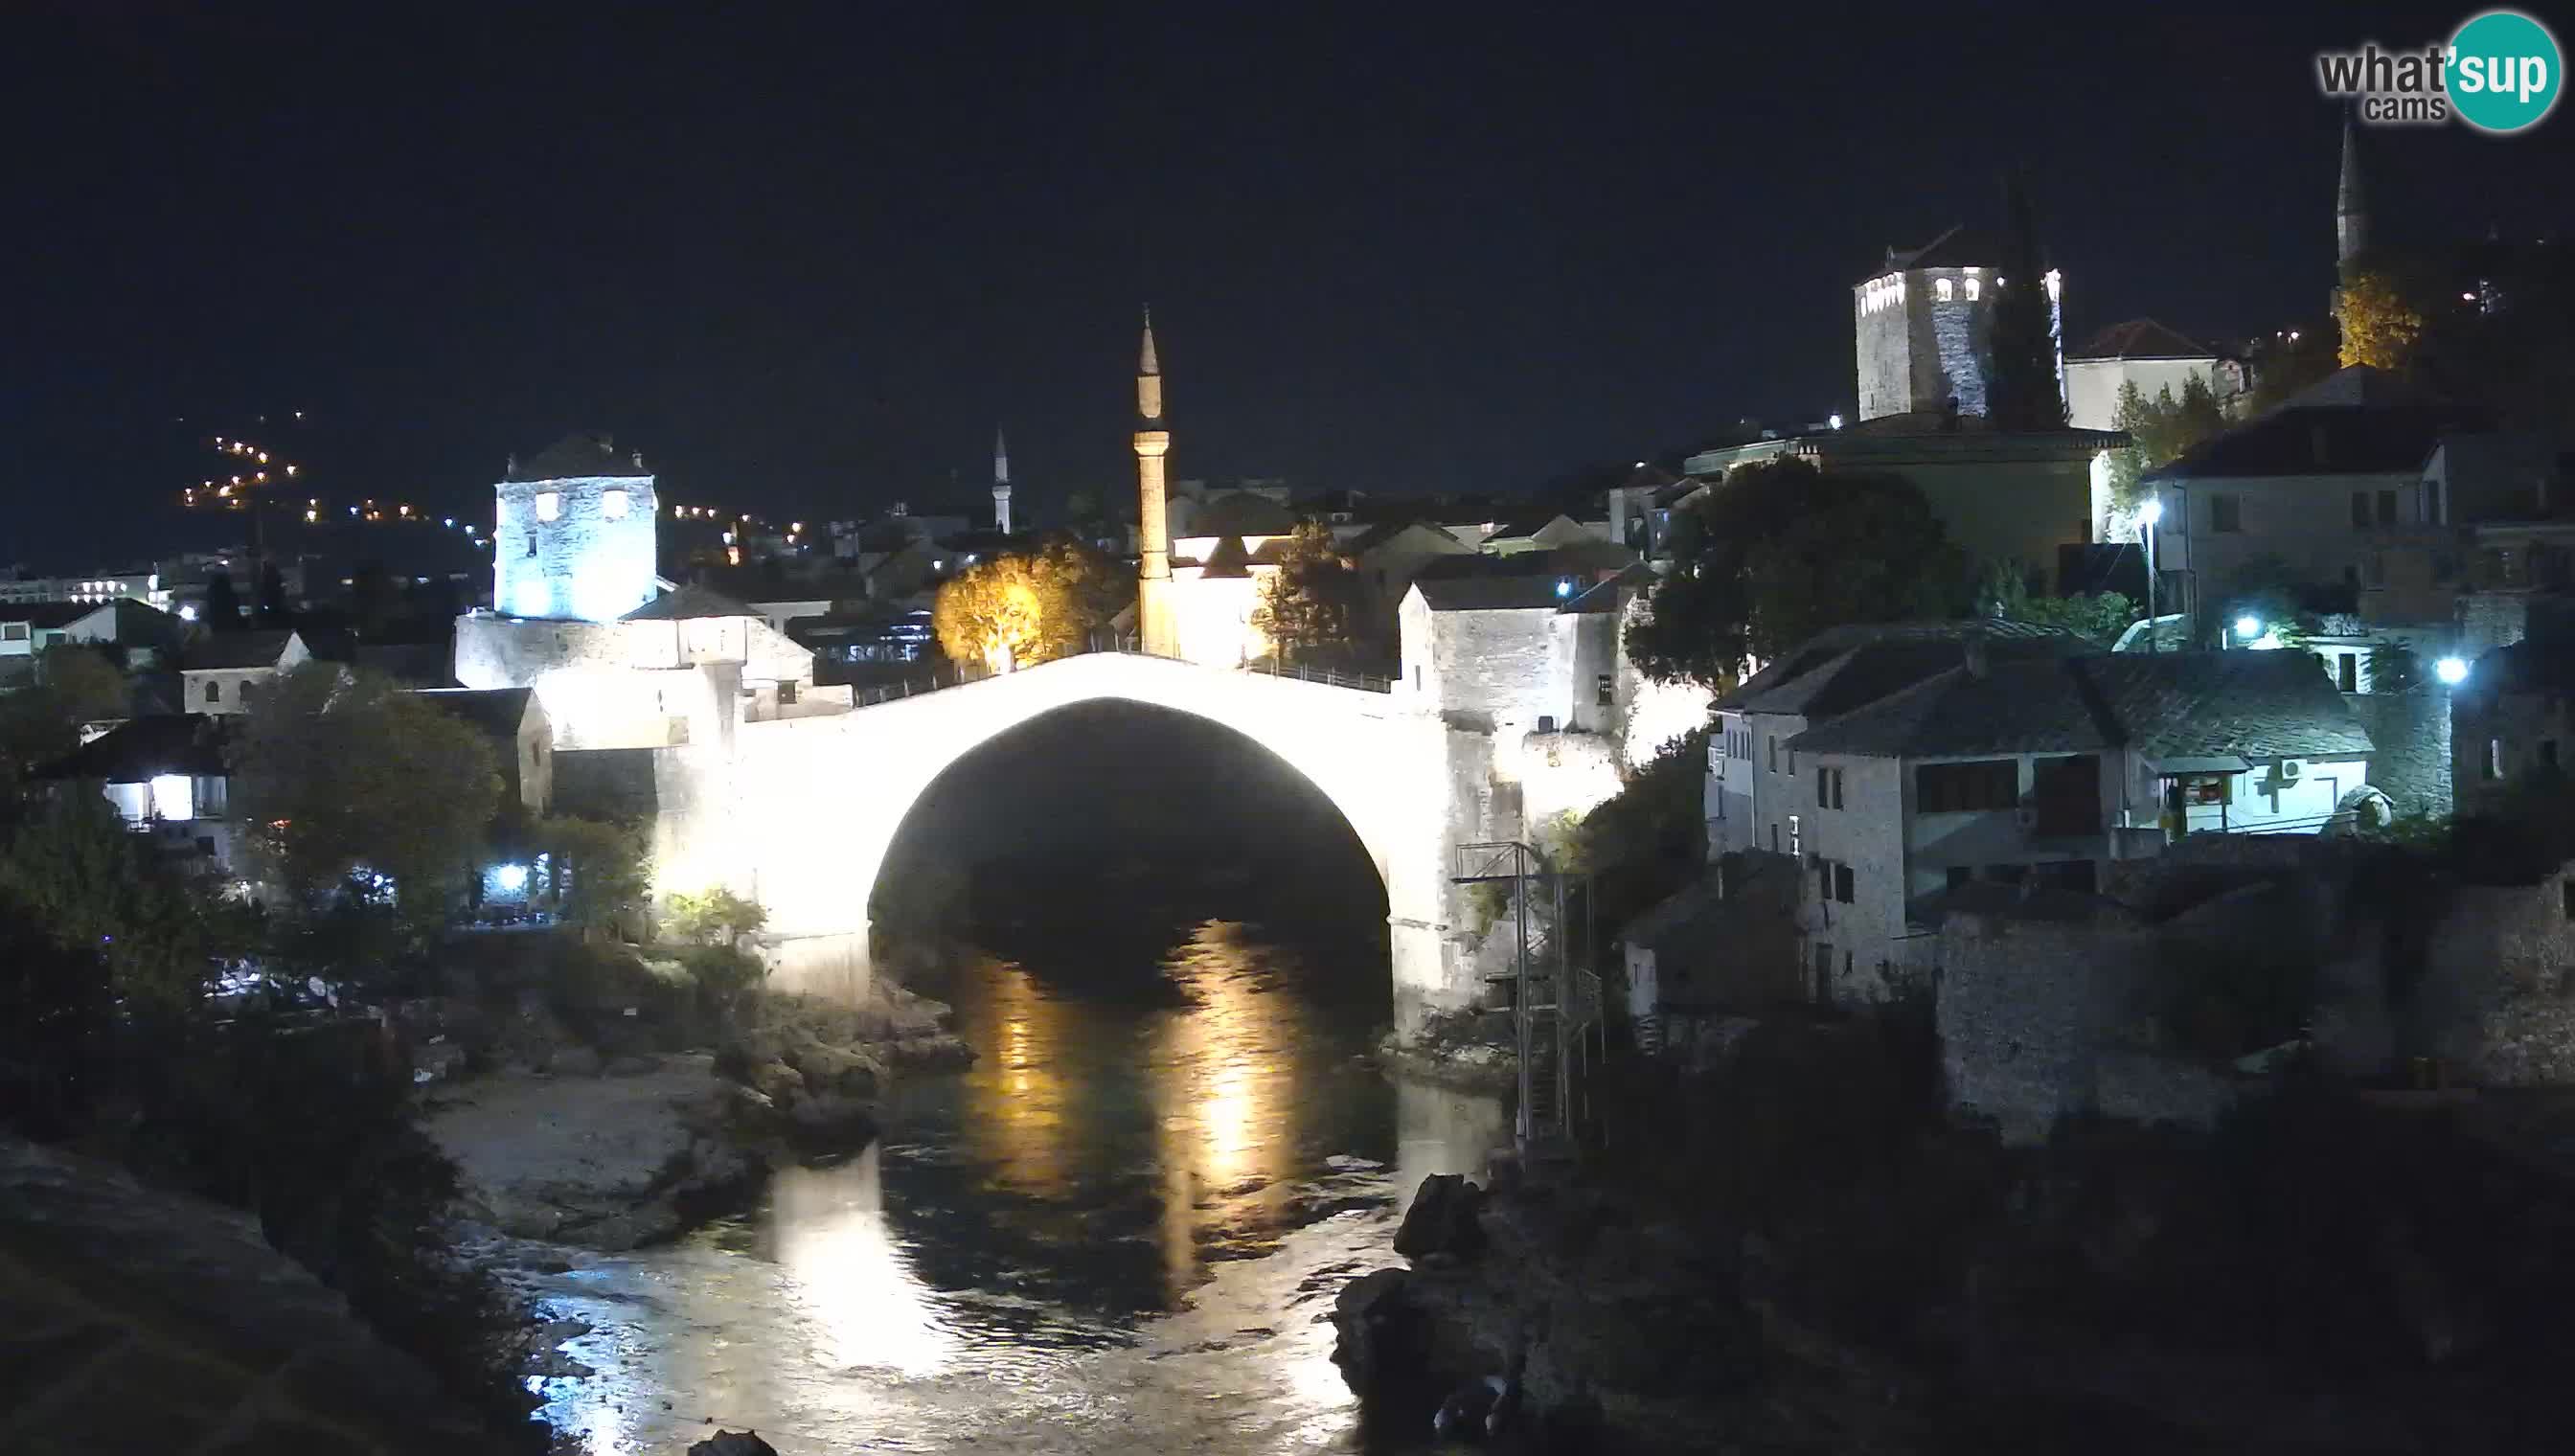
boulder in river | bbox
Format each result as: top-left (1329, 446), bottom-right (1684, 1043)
top-left (687, 1432), bottom-right (779, 1456)
top-left (1394, 1172), bottom-right (1487, 1263)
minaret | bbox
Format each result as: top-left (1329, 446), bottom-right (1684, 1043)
top-left (991, 425), bottom-right (1013, 535)
top-left (1132, 307), bottom-right (1177, 657)
top-left (2336, 112), bottom-right (2370, 276)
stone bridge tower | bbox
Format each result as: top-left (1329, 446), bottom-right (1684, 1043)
top-left (1133, 309), bottom-right (1179, 657)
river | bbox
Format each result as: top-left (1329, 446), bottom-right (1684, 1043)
top-left (524, 917), bottom-right (1507, 1455)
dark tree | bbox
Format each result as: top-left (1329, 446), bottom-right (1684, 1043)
top-left (201, 571), bottom-right (244, 632)
top-left (1252, 521), bottom-right (1364, 663)
top-left (256, 561), bottom-right (288, 625)
top-left (350, 560), bottom-right (395, 640)
top-left (1625, 458), bottom-right (1970, 690)
top-left (1986, 172), bottom-right (2066, 432)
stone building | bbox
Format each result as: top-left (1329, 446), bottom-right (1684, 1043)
top-left (1853, 224), bottom-right (2062, 423)
top-left (2452, 625), bottom-right (2575, 814)
top-left (492, 432), bottom-right (659, 625)
top-left (2062, 318), bottom-right (2235, 432)
top-left (179, 629), bottom-right (308, 715)
top-left (1779, 647), bottom-right (2374, 1004)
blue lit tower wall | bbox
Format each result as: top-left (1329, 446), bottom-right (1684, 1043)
top-left (492, 470), bottom-right (659, 622)
top-left (1854, 264), bottom-right (2055, 421)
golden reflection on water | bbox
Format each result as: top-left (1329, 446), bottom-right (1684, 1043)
top-left (770, 1145), bottom-right (958, 1377)
top-left (961, 921), bottom-right (1309, 1304)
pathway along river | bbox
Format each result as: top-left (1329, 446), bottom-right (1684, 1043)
top-left (525, 917), bottom-right (1506, 1455)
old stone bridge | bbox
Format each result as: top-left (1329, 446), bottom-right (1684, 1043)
top-left (647, 652), bottom-right (1505, 1035)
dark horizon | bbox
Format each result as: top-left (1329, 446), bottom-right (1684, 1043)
top-left (8, 1), bottom-right (2570, 569)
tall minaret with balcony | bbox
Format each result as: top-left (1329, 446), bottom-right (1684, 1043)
top-left (1132, 309), bottom-right (1177, 656)
top-left (991, 425), bottom-right (1014, 535)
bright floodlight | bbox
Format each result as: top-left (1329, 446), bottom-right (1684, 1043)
top-left (493, 863), bottom-right (529, 893)
top-left (2235, 615), bottom-right (2263, 640)
top-left (1555, 579), bottom-right (1574, 599)
top-left (2435, 655), bottom-right (2470, 686)
top-left (1828, 413), bottom-right (1845, 431)
top-left (2138, 498), bottom-right (2164, 526)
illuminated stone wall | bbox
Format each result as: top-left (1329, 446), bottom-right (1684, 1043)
top-left (491, 473), bottom-right (658, 623)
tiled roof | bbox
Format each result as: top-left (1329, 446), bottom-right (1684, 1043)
top-left (1880, 223), bottom-right (2010, 274)
top-left (1717, 621), bottom-right (2089, 716)
top-left (411, 687), bottom-right (536, 740)
top-left (2084, 651), bottom-right (2374, 759)
top-left (1188, 491), bottom-right (1298, 537)
top-left (2464, 637), bottom-right (2575, 697)
top-left (1788, 650), bottom-right (2372, 760)
top-left (353, 642), bottom-right (455, 688)
top-left (513, 432), bottom-right (646, 481)
top-left (0, 601), bottom-right (103, 628)
top-left (1414, 575), bottom-right (1568, 611)
top-left (1197, 535), bottom-right (1254, 580)
top-left (39, 714), bottom-right (231, 783)
top-left (2068, 318), bottom-right (2215, 362)
top-left (621, 584), bottom-right (758, 622)
top-left (183, 629), bottom-right (299, 671)
top-left (2146, 399), bottom-right (2491, 481)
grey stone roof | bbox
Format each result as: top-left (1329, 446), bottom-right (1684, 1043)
top-left (1188, 490), bottom-right (1298, 537)
top-left (621, 584), bottom-right (758, 622)
top-left (1716, 621), bottom-right (2089, 717)
top-left (1879, 223), bottom-right (2009, 274)
top-left (1197, 535), bottom-right (1255, 580)
top-left (182, 629), bottom-right (300, 671)
top-left (1788, 650), bottom-right (2373, 761)
top-left (0, 600), bottom-right (103, 628)
top-left (2068, 318), bottom-right (2215, 362)
top-left (39, 714), bottom-right (231, 783)
top-left (513, 431), bottom-right (647, 481)
top-left (1414, 575), bottom-right (1566, 611)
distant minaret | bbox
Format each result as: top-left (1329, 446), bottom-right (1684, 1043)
top-left (2336, 112), bottom-right (2370, 278)
top-left (991, 425), bottom-right (1014, 535)
top-left (1133, 307), bottom-right (1177, 657)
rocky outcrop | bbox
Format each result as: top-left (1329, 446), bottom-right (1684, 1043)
top-left (422, 1054), bottom-right (763, 1250)
top-left (687, 1432), bottom-right (780, 1456)
top-left (0, 1134), bottom-right (495, 1453)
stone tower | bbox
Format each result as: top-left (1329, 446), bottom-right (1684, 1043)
top-left (1132, 308), bottom-right (1178, 657)
top-left (991, 425), bottom-right (1013, 535)
top-left (2336, 111), bottom-right (2370, 278)
top-left (491, 431), bottom-right (658, 623)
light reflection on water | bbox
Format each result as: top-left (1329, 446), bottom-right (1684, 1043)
top-left (530, 921), bottom-right (1505, 1454)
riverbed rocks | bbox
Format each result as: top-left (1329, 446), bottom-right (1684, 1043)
top-left (687, 1432), bottom-right (780, 1456)
top-left (1392, 1172), bottom-right (1486, 1263)
top-left (422, 1055), bottom-right (764, 1250)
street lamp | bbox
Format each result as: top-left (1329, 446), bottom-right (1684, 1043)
top-left (2138, 498), bottom-right (2163, 652)
top-left (2435, 655), bottom-right (2470, 686)
top-left (2235, 614), bottom-right (2264, 642)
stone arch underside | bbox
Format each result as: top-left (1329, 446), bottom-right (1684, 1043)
top-left (699, 654), bottom-right (1467, 1032)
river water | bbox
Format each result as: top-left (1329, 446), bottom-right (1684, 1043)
top-left (526, 919), bottom-right (1507, 1455)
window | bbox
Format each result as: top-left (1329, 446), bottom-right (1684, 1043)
top-left (1935, 277), bottom-right (1955, 302)
top-left (2210, 494), bottom-right (2243, 534)
top-left (535, 491), bottom-right (562, 522)
top-left (1815, 765), bottom-right (1844, 808)
top-left (2179, 775), bottom-right (2233, 807)
top-left (1915, 760), bottom-right (2018, 812)
top-left (2486, 738), bottom-right (2503, 781)
top-left (525, 535), bottom-right (537, 557)
top-left (1964, 277), bottom-right (1982, 301)
top-left (779, 679), bottom-right (798, 706)
top-left (2352, 491), bottom-right (2372, 528)
top-left (2377, 489), bottom-right (2398, 526)
top-left (1412, 665), bottom-right (1422, 691)
top-left (1834, 864), bottom-right (1854, 903)
top-left (1596, 673), bottom-right (1615, 707)
top-left (2337, 652), bottom-right (2359, 693)
top-left (1769, 823), bottom-right (1780, 852)
top-left (1767, 737), bottom-right (1777, 772)
top-left (1788, 814), bottom-right (1801, 858)
top-left (238, 683), bottom-right (257, 708)
top-left (2564, 878), bottom-right (2575, 921)
top-left (1812, 943), bottom-right (1834, 1001)
top-left (0, 623), bottom-right (24, 642)
top-left (602, 489), bottom-right (629, 520)
top-left (204, 679), bottom-right (221, 704)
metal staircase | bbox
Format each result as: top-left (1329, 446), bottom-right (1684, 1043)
top-left (1453, 841), bottom-right (1597, 1157)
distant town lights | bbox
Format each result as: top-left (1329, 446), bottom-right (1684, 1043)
top-left (2435, 656), bottom-right (2471, 686)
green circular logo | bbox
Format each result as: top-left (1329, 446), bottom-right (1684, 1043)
top-left (2450, 10), bottom-right (2563, 133)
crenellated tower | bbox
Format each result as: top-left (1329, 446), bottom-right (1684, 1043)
top-left (1132, 308), bottom-right (1177, 656)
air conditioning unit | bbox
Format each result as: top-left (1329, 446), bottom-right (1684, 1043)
top-left (2278, 759), bottom-right (2302, 782)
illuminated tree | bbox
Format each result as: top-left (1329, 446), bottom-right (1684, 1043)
top-left (1973, 561), bottom-right (2136, 646)
top-left (932, 536), bottom-right (1125, 672)
top-left (233, 664), bottom-right (500, 931)
top-left (2336, 268), bottom-right (2426, 370)
top-left (1251, 521), bottom-right (1362, 663)
top-left (534, 815), bottom-right (650, 931)
top-left (2105, 375), bottom-right (2225, 511)
top-left (664, 887), bottom-right (767, 946)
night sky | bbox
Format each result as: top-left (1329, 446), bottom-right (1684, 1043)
top-left (8, 2), bottom-right (2571, 567)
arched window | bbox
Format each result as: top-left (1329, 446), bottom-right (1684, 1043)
top-left (204, 679), bottom-right (221, 704)
top-left (1935, 278), bottom-right (1954, 302)
top-left (1964, 277), bottom-right (1982, 302)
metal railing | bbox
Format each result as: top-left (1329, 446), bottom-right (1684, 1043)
top-left (843, 638), bottom-right (1394, 708)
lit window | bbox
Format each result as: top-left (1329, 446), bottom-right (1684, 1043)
top-left (602, 489), bottom-right (629, 520)
top-left (1935, 278), bottom-right (1954, 302)
top-left (535, 491), bottom-right (561, 522)
top-left (1964, 277), bottom-right (1981, 301)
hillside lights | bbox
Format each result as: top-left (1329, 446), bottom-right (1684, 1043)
top-left (2435, 656), bottom-right (2470, 686)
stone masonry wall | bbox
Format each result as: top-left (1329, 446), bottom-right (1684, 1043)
top-left (2347, 687), bottom-right (2453, 817)
top-left (492, 472), bottom-right (657, 623)
top-left (1427, 608), bottom-right (1560, 735)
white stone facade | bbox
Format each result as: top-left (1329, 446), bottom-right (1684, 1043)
top-left (493, 472), bottom-right (659, 624)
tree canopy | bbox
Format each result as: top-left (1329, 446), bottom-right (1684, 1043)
top-left (1973, 561), bottom-right (2137, 646)
top-left (1252, 520), bottom-right (1362, 662)
top-left (534, 814), bottom-right (650, 930)
top-left (232, 663), bottom-right (501, 928)
top-left (2336, 268), bottom-right (2426, 371)
top-left (2104, 375), bottom-right (2225, 512)
top-left (0, 646), bottom-right (128, 797)
top-left (932, 536), bottom-right (1126, 672)
top-left (1625, 458), bottom-right (1969, 691)
top-left (0, 791), bottom-right (249, 1012)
